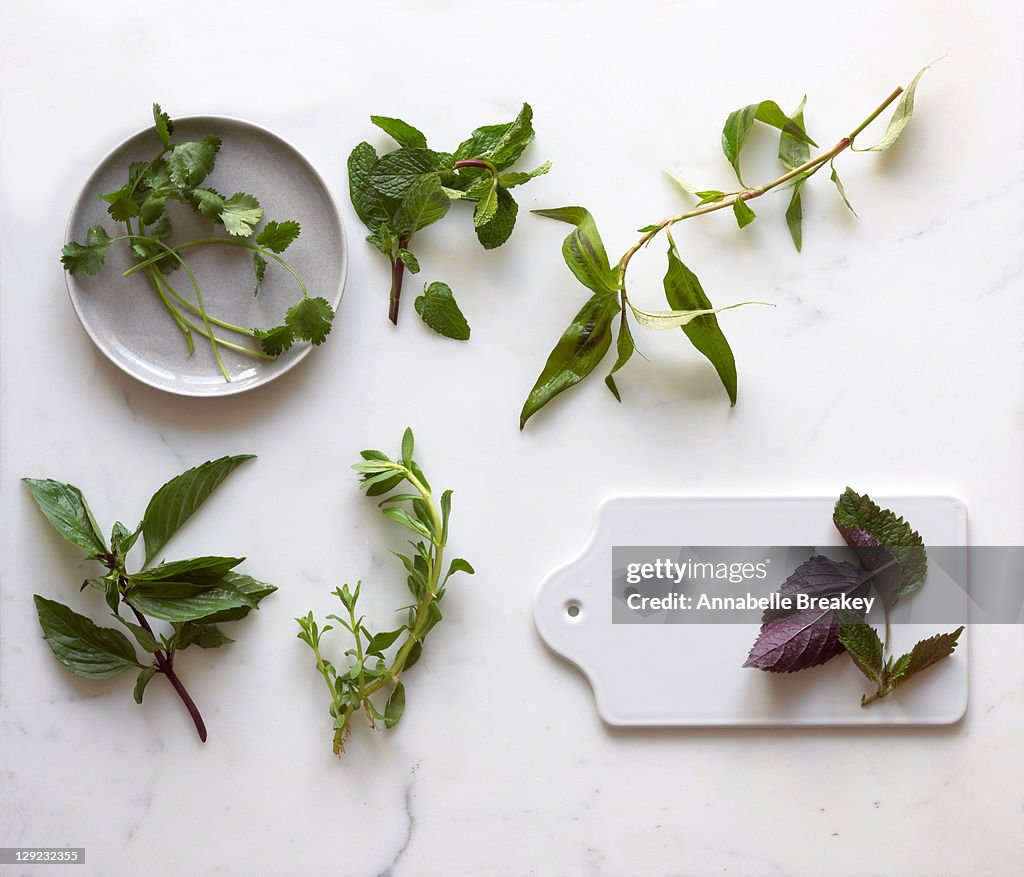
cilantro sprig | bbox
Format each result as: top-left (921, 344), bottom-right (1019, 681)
top-left (297, 428), bottom-right (474, 754)
top-left (23, 456), bottom-right (275, 742)
top-left (348, 104), bottom-right (549, 336)
top-left (62, 104), bottom-right (335, 381)
top-left (522, 68), bottom-right (929, 427)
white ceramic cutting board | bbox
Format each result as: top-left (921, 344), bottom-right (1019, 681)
top-left (534, 497), bottom-right (968, 726)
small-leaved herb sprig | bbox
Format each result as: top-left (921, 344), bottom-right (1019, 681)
top-left (24, 456), bottom-right (275, 741)
top-left (744, 487), bottom-right (963, 706)
top-left (61, 104), bottom-right (335, 381)
top-left (521, 67), bottom-right (929, 428)
top-left (348, 105), bottom-right (549, 336)
top-left (297, 428), bottom-right (474, 754)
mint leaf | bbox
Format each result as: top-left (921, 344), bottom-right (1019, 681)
top-left (732, 198), bottom-right (756, 228)
top-left (220, 193), bottom-right (263, 236)
top-left (833, 488), bottom-right (926, 608)
top-left (722, 100), bottom-right (817, 185)
top-left (521, 292), bottom-right (619, 428)
top-left (397, 249), bottom-right (419, 273)
top-left (61, 225), bottom-right (113, 276)
top-left (371, 148), bottom-right (450, 199)
top-left (890, 627), bottom-right (964, 687)
top-left (34, 596), bottom-right (140, 680)
top-left (663, 246), bottom-right (737, 405)
top-left (499, 160), bottom-right (551, 188)
top-left (743, 556), bottom-right (868, 673)
top-left (454, 103), bottom-right (534, 170)
top-left (142, 455), bottom-right (255, 566)
top-left (532, 206), bottom-right (620, 295)
top-left (22, 478), bottom-right (107, 558)
top-left (475, 187), bottom-right (518, 250)
top-left (256, 220), bottom-right (301, 253)
top-left (371, 116), bottom-right (427, 149)
top-left (153, 103), bottom-right (174, 148)
top-left (167, 135), bottom-right (221, 187)
top-left (838, 620), bottom-right (885, 685)
top-left (414, 281), bottom-right (471, 341)
top-left (253, 324), bottom-right (294, 356)
top-left (285, 296), bottom-right (334, 345)
top-left (348, 141), bottom-right (393, 231)
top-left (473, 183), bottom-right (499, 228)
top-left (394, 175), bottom-right (450, 235)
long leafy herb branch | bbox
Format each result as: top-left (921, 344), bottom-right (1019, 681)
top-left (522, 68), bottom-right (928, 427)
top-left (24, 457), bottom-right (276, 741)
top-left (297, 429), bottom-right (474, 755)
top-left (62, 104), bottom-right (335, 381)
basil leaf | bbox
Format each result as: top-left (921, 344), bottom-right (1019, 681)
top-left (22, 478), bottom-right (107, 558)
top-left (520, 292), bottom-right (619, 428)
top-left (133, 666), bottom-right (157, 703)
top-left (34, 595), bottom-right (140, 679)
top-left (142, 456), bottom-right (255, 566)
top-left (126, 580), bottom-right (258, 623)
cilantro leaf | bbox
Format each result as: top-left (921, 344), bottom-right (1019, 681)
top-left (255, 220), bottom-right (301, 253)
top-left (253, 324), bottom-right (295, 356)
top-left (252, 252), bottom-right (267, 295)
top-left (188, 187), bottom-right (226, 220)
top-left (61, 225), bottom-right (114, 276)
top-left (414, 281), bottom-right (471, 340)
top-left (285, 296), bottom-right (334, 345)
top-left (167, 135), bottom-right (221, 188)
top-left (152, 102), bottom-right (174, 148)
top-left (220, 193), bottom-right (263, 237)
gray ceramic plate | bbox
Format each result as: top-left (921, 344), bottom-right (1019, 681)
top-left (65, 116), bottom-right (346, 396)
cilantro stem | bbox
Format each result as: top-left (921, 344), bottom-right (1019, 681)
top-left (142, 266), bottom-right (196, 354)
top-left (149, 241), bottom-right (230, 381)
top-left (124, 600), bottom-right (207, 742)
top-left (616, 84), bottom-right (905, 290)
top-left (153, 268), bottom-right (260, 338)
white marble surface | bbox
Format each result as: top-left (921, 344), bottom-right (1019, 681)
top-left (2, 2), bottom-right (1022, 875)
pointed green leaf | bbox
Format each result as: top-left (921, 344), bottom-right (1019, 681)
top-left (397, 249), bottom-right (420, 273)
top-left (663, 247), bottom-right (738, 405)
top-left (853, 65), bottom-right (930, 152)
top-left (370, 115), bottom-right (428, 149)
top-left (381, 507), bottom-right (432, 539)
top-left (532, 206), bottom-right (620, 295)
top-left (732, 199), bottom-right (756, 228)
top-left (34, 595), bottom-right (140, 679)
top-left (384, 682), bottom-right (406, 728)
top-left (133, 665), bottom-right (157, 703)
top-left (454, 103), bottom-right (534, 170)
top-left (347, 141), bottom-right (393, 231)
top-left (142, 456), bottom-right (255, 566)
top-left (778, 96), bottom-right (810, 171)
top-left (785, 184), bottom-right (804, 252)
top-left (520, 291), bottom-right (619, 428)
top-left (23, 478), bottom-right (107, 558)
top-left (401, 428), bottom-right (415, 467)
top-left (890, 626), bottom-right (964, 687)
top-left (838, 620), bottom-right (885, 685)
top-left (722, 100), bottom-right (817, 185)
top-left (394, 174), bottom-right (450, 235)
top-left (829, 160), bottom-right (856, 214)
top-left (499, 160), bottom-right (551, 188)
top-left (371, 148), bottom-right (451, 199)
top-left (604, 307), bottom-right (636, 402)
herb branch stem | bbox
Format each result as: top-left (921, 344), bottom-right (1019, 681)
top-left (125, 599), bottom-right (208, 742)
top-left (616, 84), bottom-right (905, 289)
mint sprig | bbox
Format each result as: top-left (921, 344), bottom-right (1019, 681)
top-left (297, 428), bottom-right (474, 755)
top-left (348, 104), bottom-right (549, 334)
top-left (23, 456), bottom-right (276, 741)
top-left (522, 67), bottom-right (928, 428)
top-left (62, 103), bottom-right (335, 382)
